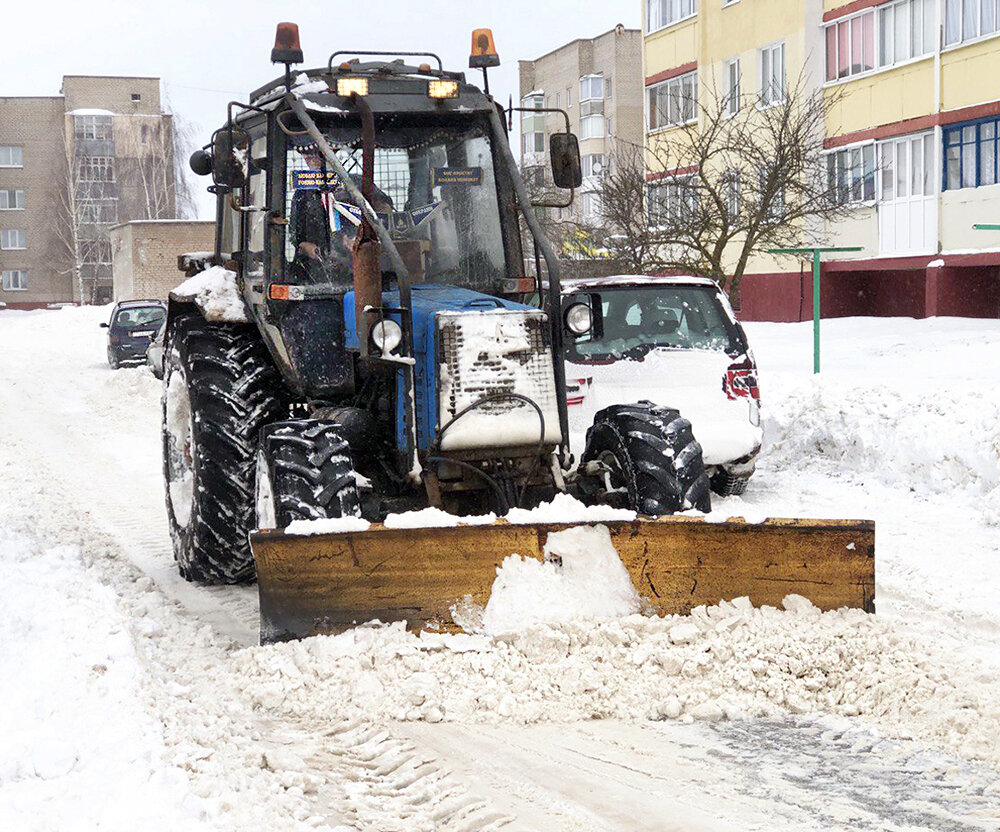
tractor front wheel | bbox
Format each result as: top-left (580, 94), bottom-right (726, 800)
top-left (582, 402), bottom-right (711, 516)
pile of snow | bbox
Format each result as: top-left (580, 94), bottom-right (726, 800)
top-left (236, 593), bottom-right (1000, 771)
top-left (383, 507), bottom-right (497, 528)
top-left (763, 378), bottom-right (1000, 519)
top-left (748, 319), bottom-right (1000, 504)
top-left (0, 524), bottom-right (208, 829)
top-left (170, 266), bottom-right (247, 323)
top-left (477, 525), bottom-right (642, 634)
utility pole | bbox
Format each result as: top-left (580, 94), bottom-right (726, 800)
top-left (767, 246), bottom-right (863, 374)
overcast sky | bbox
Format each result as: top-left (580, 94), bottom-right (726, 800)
top-left (2, 0), bottom-right (640, 218)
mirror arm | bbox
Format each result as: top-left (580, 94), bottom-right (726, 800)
top-left (530, 186), bottom-right (574, 209)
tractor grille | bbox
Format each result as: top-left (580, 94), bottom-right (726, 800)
top-left (437, 310), bottom-right (561, 451)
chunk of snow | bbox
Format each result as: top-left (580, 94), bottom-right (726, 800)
top-left (383, 507), bottom-right (497, 528)
top-left (505, 492), bottom-right (636, 524)
top-left (480, 524), bottom-right (641, 635)
top-left (170, 266), bottom-right (248, 323)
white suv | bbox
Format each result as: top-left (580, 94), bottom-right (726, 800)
top-left (561, 275), bottom-right (762, 496)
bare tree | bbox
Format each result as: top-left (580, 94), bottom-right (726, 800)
top-left (52, 141), bottom-right (86, 303)
top-left (55, 112), bottom-right (187, 303)
top-left (595, 74), bottom-right (854, 301)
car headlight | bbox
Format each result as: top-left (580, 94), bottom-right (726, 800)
top-left (370, 318), bottom-right (402, 353)
top-left (564, 302), bottom-right (593, 336)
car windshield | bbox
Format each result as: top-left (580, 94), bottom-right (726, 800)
top-left (565, 285), bottom-right (745, 362)
top-left (115, 306), bottom-right (165, 327)
top-left (284, 113), bottom-right (507, 294)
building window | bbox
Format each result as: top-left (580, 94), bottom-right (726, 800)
top-left (74, 115), bottom-right (113, 141)
top-left (648, 176), bottom-right (698, 226)
top-left (1, 229), bottom-right (26, 250)
top-left (78, 156), bottom-right (115, 182)
top-left (520, 93), bottom-right (545, 156)
top-left (582, 154), bottom-right (605, 178)
top-left (1, 269), bottom-right (27, 291)
top-left (566, 87), bottom-right (572, 107)
top-left (581, 192), bottom-right (599, 217)
top-left (724, 58), bottom-right (741, 116)
top-left (524, 167), bottom-right (546, 188)
top-left (78, 200), bottom-right (119, 224)
top-left (646, 0), bottom-right (697, 33)
top-left (826, 1), bottom-right (936, 81)
top-left (0, 189), bottom-right (25, 210)
top-left (879, 0), bottom-right (935, 67)
top-left (826, 144), bottom-right (877, 203)
top-left (579, 114), bottom-right (605, 140)
top-left (580, 75), bottom-right (604, 102)
top-left (0, 146), bottom-right (23, 167)
top-left (606, 76), bottom-right (613, 99)
top-left (723, 170), bottom-right (740, 215)
top-left (758, 172), bottom-right (786, 219)
top-left (759, 42), bottom-right (786, 106)
top-left (945, 0), bottom-right (1000, 45)
top-left (825, 9), bottom-right (876, 80)
top-left (131, 92), bottom-right (141, 101)
top-left (648, 70), bottom-right (698, 130)
top-left (944, 117), bottom-right (999, 189)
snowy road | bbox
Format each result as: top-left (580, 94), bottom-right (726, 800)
top-left (2, 306), bottom-right (1000, 830)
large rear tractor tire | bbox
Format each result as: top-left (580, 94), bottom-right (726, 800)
top-left (582, 402), bottom-right (711, 516)
top-left (255, 420), bottom-right (361, 529)
top-left (162, 312), bottom-right (286, 583)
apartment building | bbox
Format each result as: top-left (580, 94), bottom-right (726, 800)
top-left (0, 76), bottom-right (178, 308)
top-left (642, 0), bottom-right (1000, 320)
top-left (519, 25), bottom-right (643, 229)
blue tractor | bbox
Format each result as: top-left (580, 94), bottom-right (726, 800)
top-left (162, 25), bottom-right (873, 642)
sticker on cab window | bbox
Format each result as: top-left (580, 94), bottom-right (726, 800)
top-left (292, 170), bottom-right (340, 189)
top-left (433, 167), bottom-right (482, 186)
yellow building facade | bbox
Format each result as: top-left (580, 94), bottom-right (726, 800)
top-left (642, 0), bottom-right (1000, 320)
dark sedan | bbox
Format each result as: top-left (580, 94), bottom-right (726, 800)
top-left (102, 300), bottom-right (167, 369)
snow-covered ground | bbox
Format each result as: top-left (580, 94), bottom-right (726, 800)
top-left (1, 306), bottom-right (999, 830)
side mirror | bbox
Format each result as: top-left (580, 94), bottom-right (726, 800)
top-left (189, 150), bottom-right (213, 177)
top-left (100, 322), bottom-right (109, 328)
top-left (211, 126), bottom-right (250, 190)
top-left (550, 133), bottom-right (582, 189)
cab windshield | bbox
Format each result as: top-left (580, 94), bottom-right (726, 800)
top-left (284, 113), bottom-right (508, 294)
top-left (565, 285), bottom-right (745, 362)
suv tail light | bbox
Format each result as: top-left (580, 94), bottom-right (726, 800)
top-left (723, 356), bottom-right (760, 403)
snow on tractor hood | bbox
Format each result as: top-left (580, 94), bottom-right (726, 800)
top-left (170, 266), bottom-right (248, 324)
top-left (566, 348), bottom-right (762, 466)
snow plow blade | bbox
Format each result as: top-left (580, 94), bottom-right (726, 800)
top-left (250, 516), bottom-right (875, 643)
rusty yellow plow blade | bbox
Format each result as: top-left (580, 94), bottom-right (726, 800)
top-left (250, 516), bottom-right (875, 644)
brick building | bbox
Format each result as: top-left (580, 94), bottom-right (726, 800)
top-left (111, 219), bottom-right (213, 301)
top-left (0, 75), bottom-right (179, 309)
top-left (519, 26), bottom-right (643, 230)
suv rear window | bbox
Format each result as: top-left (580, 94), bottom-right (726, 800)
top-left (114, 306), bottom-right (165, 327)
top-left (565, 285), bottom-right (745, 362)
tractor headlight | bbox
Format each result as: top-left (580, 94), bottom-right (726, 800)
top-left (564, 302), bottom-right (593, 336)
top-left (370, 319), bottom-right (402, 353)
top-left (337, 77), bottom-right (369, 97)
